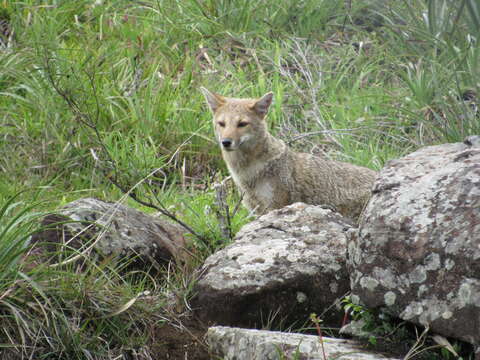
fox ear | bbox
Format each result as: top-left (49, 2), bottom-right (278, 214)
top-left (200, 87), bottom-right (225, 113)
top-left (251, 92), bottom-right (273, 117)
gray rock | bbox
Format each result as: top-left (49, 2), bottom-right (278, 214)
top-left (192, 203), bottom-right (353, 327)
top-left (207, 326), bottom-right (401, 360)
top-left (339, 319), bottom-right (371, 339)
top-left (31, 198), bottom-right (189, 268)
top-left (464, 135), bottom-right (480, 147)
top-left (349, 139), bottom-right (480, 346)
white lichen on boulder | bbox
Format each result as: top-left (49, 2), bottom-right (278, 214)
top-left (193, 203), bottom-right (353, 327)
top-left (348, 138), bottom-right (480, 346)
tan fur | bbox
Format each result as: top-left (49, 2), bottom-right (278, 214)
top-left (200, 87), bottom-right (377, 220)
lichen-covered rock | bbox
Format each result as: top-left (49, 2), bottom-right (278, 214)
top-left (207, 326), bottom-right (400, 360)
top-left (349, 137), bottom-right (480, 346)
top-left (192, 203), bottom-right (353, 328)
top-left (31, 198), bottom-right (188, 268)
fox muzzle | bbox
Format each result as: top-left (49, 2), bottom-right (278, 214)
top-left (221, 138), bottom-right (233, 149)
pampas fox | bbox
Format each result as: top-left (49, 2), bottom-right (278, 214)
top-left (200, 88), bottom-right (377, 220)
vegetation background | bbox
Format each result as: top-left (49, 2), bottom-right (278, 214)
top-left (0, 0), bottom-right (479, 358)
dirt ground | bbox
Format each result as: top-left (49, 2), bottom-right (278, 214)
top-left (151, 318), bottom-right (210, 360)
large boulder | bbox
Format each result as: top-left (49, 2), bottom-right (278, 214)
top-left (31, 198), bottom-right (189, 268)
top-left (349, 137), bottom-right (480, 346)
top-left (192, 203), bottom-right (353, 328)
top-left (207, 326), bottom-right (400, 360)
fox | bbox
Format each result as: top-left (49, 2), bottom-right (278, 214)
top-left (200, 87), bottom-right (377, 221)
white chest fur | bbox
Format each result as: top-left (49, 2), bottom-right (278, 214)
top-left (253, 180), bottom-right (274, 204)
top-left (227, 159), bottom-right (263, 186)
top-left (227, 161), bottom-right (274, 203)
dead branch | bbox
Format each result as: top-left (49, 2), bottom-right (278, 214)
top-left (41, 50), bottom-right (212, 250)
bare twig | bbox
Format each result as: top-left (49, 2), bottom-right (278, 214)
top-left (105, 168), bottom-right (210, 249)
top-left (342, 0), bottom-right (352, 32)
top-left (275, 39), bottom-right (344, 149)
top-left (213, 179), bottom-right (232, 240)
top-left (310, 313), bottom-right (327, 360)
top-left (41, 50), bottom-right (212, 249)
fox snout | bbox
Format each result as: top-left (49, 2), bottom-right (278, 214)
top-left (219, 134), bottom-right (253, 151)
top-left (221, 138), bottom-right (233, 149)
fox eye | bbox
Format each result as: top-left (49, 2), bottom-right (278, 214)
top-left (217, 121), bottom-right (225, 127)
top-left (238, 122), bottom-right (249, 128)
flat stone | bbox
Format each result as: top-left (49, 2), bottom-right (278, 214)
top-left (207, 326), bottom-right (401, 360)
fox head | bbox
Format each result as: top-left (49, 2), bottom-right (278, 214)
top-left (200, 87), bottom-right (273, 152)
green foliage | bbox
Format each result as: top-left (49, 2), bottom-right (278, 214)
top-left (0, 193), bottom-right (41, 292)
top-left (341, 296), bottom-right (475, 359)
top-left (0, 193), bottom-right (171, 359)
top-left (4, 0), bottom-right (479, 194)
top-left (378, 0), bottom-right (480, 144)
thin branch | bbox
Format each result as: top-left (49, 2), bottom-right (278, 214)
top-left (213, 180), bottom-right (232, 241)
top-left (105, 168), bottom-right (210, 248)
top-left (41, 49), bottom-right (211, 249)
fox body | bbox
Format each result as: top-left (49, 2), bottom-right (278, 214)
top-left (200, 88), bottom-right (377, 220)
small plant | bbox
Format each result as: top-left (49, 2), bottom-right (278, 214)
top-left (341, 296), bottom-right (475, 359)
top-left (342, 296), bottom-right (381, 346)
top-left (310, 313), bottom-right (328, 360)
top-left (274, 343), bottom-right (303, 360)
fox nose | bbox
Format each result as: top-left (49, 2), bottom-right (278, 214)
top-left (221, 138), bottom-right (233, 148)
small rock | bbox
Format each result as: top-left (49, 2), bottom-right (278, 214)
top-left (464, 135), bottom-right (480, 147)
top-left (31, 198), bottom-right (189, 269)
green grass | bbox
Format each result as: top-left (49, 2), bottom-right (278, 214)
top-left (1, 0), bottom-right (479, 358)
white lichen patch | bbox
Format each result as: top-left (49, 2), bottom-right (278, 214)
top-left (417, 297), bottom-right (458, 326)
top-left (363, 253), bottom-right (378, 265)
top-left (359, 276), bottom-right (379, 291)
top-left (417, 284), bottom-right (428, 297)
top-left (350, 294), bottom-right (361, 305)
top-left (373, 267), bottom-right (397, 289)
top-left (329, 262), bottom-right (343, 272)
top-left (458, 282), bottom-right (472, 305)
top-left (409, 266), bottom-right (427, 284)
top-left (384, 291), bottom-right (396, 306)
top-left (458, 280), bottom-right (480, 306)
top-left (304, 206), bottom-right (333, 218)
top-left (445, 239), bottom-right (463, 255)
top-left (445, 258), bottom-right (455, 270)
top-left (424, 253), bottom-right (441, 271)
top-left (395, 274), bottom-right (409, 295)
top-left (296, 292), bottom-right (307, 303)
top-left (299, 225), bottom-right (311, 233)
top-left (441, 310), bottom-right (453, 319)
top-left (400, 284), bottom-right (480, 333)
top-left (330, 282), bottom-right (338, 294)
top-left (400, 302), bottom-right (424, 320)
